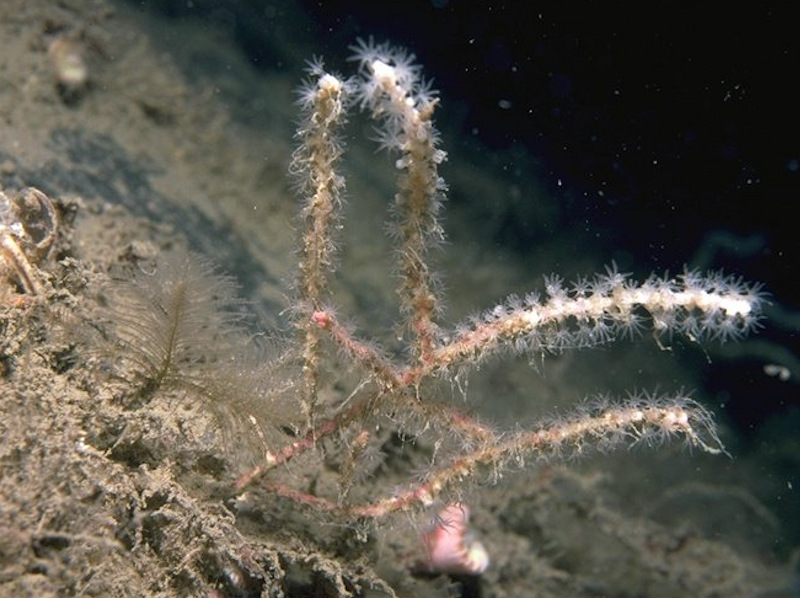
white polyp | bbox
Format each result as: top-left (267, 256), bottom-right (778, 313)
top-left (370, 59), bottom-right (397, 88)
top-left (318, 73), bottom-right (342, 93)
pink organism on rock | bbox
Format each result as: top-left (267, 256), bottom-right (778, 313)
top-left (419, 502), bottom-right (489, 576)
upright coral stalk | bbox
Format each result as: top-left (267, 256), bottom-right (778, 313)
top-left (351, 42), bottom-right (448, 366)
top-left (290, 64), bottom-right (350, 430)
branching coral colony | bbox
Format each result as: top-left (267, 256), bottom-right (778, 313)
top-left (234, 41), bottom-right (763, 524)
